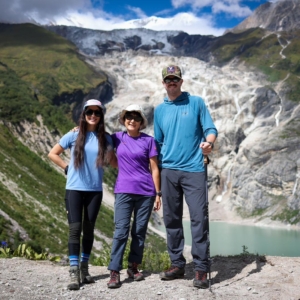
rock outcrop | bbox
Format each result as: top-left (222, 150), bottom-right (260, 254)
top-left (228, 0), bottom-right (300, 33)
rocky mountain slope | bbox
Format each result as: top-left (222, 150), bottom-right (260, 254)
top-left (81, 50), bottom-right (300, 227)
top-left (45, 25), bottom-right (216, 62)
top-left (228, 0), bottom-right (300, 33)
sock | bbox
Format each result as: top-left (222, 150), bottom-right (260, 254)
top-left (81, 253), bottom-right (90, 263)
top-left (69, 255), bottom-right (79, 267)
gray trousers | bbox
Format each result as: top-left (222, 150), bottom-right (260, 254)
top-left (108, 193), bottom-right (155, 271)
top-left (161, 168), bottom-right (209, 272)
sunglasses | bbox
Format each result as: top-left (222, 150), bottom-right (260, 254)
top-left (164, 77), bottom-right (181, 84)
top-left (85, 109), bottom-right (101, 117)
top-left (125, 113), bottom-right (143, 122)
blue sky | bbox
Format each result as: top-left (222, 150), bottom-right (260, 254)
top-left (94, 0), bottom-right (268, 28)
top-left (0, 0), bottom-right (274, 36)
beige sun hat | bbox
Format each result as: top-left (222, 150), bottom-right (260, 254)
top-left (119, 104), bottom-right (148, 130)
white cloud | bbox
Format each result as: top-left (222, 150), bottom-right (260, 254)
top-left (172, 0), bottom-right (253, 17)
top-left (212, 2), bottom-right (252, 17)
top-left (127, 6), bottom-right (147, 19)
top-left (155, 8), bottom-right (176, 16)
top-left (45, 11), bottom-right (225, 36)
top-left (142, 13), bottom-right (226, 36)
top-left (0, 0), bottom-right (88, 23)
top-left (52, 11), bottom-right (125, 30)
top-left (0, 0), bottom-right (227, 36)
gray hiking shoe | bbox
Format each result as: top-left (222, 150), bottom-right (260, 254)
top-left (127, 262), bottom-right (144, 281)
top-left (67, 266), bottom-right (80, 290)
top-left (80, 261), bottom-right (95, 284)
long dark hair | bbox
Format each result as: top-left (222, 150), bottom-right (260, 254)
top-left (73, 108), bottom-right (107, 169)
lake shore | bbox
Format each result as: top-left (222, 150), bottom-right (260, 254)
top-left (103, 186), bottom-right (300, 237)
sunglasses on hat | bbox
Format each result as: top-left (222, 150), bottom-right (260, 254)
top-left (164, 77), bottom-right (181, 84)
top-left (85, 109), bottom-right (101, 117)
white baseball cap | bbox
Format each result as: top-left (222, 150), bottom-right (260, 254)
top-left (83, 99), bottom-right (104, 110)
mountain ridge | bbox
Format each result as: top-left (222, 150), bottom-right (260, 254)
top-left (228, 0), bottom-right (300, 33)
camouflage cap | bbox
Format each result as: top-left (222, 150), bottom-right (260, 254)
top-left (162, 65), bottom-right (182, 80)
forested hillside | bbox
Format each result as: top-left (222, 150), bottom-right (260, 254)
top-left (0, 23), bottom-right (166, 256)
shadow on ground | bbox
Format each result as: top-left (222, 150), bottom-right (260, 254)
top-left (181, 254), bottom-right (266, 285)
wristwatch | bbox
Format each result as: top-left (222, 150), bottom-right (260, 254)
top-left (207, 141), bottom-right (214, 149)
top-left (156, 191), bottom-right (162, 197)
top-left (64, 165), bottom-right (69, 175)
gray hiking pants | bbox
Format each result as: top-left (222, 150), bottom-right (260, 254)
top-left (161, 168), bottom-right (209, 272)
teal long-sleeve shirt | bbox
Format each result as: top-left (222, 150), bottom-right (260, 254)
top-left (154, 92), bottom-right (218, 172)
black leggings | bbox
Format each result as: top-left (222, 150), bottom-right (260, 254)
top-left (65, 190), bottom-right (102, 257)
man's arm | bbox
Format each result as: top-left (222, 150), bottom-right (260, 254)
top-left (198, 98), bottom-right (218, 155)
top-left (200, 134), bottom-right (217, 156)
top-left (153, 108), bottom-right (164, 161)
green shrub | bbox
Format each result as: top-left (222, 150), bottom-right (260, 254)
top-left (271, 209), bottom-right (300, 224)
top-left (0, 243), bottom-right (60, 261)
top-left (92, 240), bottom-right (170, 272)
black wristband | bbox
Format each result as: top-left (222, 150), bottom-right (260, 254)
top-left (64, 165), bottom-right (69, 175)
top-left (207, 141), bottom-right (214, 149)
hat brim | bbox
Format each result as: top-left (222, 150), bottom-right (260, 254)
top-left (119, 109), bottom-right (148, 130)
top-left (162, 74), bottom-right (182, 80)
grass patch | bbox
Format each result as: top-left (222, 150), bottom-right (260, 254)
top-left (251, 207), bottom-right (267, 217)
top-left (280, 117), bottom-right (300, 138)
top-left (0, 23), bottom-right (106, 133)
top-left (271, 209), bottom-right (300, 225)
top-left (0, 23), bottom-right (104, 94)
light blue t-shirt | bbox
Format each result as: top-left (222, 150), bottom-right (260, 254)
top-left (59, 131), bottom-right (113, 191)
top-left (154, 92), bottom-right (218, 172)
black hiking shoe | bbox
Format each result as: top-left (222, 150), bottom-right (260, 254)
top-left (193, 270), bottom-right (208, 289)
top-left (80, 261), bottom-right (95, 284)
top-left (159, 265), bottom-right (185, 280)
top-left (127, 262), bottom-right (144, 281)
top-left (107, 270), bottom-right (121, 288)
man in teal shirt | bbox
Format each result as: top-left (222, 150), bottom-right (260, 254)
top-left (154, 65), bottom-right (218, 289)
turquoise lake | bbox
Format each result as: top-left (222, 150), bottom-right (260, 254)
top-left (157, 221), bottom-right (300, 257)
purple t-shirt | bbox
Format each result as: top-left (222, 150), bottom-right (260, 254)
top-left (112, 131), bottom-right (158, 196)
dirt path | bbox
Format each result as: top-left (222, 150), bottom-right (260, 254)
top-left (1, 256), bottom-right (299, 299)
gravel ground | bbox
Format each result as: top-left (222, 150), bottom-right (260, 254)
top-left (1, 256), bottom-right (300, 300)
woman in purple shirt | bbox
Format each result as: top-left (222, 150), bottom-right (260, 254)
top-left (107, 104), bottom-right (161, 288)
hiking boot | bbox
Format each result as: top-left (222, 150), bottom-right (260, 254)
top-left (159, 265), bottom-right (185, 280)
top-left (193, 270), bottom-right (208, 289)
top-left (80, 261), bottom-right (95, 284)
top-left (67, 266), bottom-right (80, 290)
top-left (107, 270), bottom-right (121, 288)
top-left (127, 262), bottom-right (144, 281)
